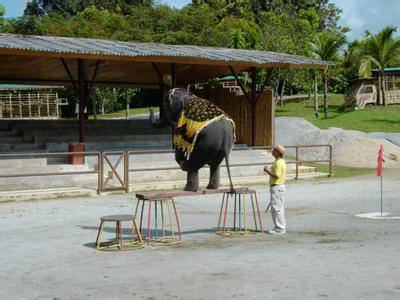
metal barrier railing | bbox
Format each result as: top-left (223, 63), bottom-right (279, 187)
top-left (0, 151), bottom-right (102, 194)
top-left (127, 144), bottom-right (333, 185)
top-left (0, 145), bottom-right (332, 195)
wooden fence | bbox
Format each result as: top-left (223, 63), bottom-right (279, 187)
top-left (0, 92), bottom-right (68, 119)
top-left (195, 86), bottom-right (274, 146)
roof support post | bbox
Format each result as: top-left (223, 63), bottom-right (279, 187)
top-left (251, 67), bottom-right (257, 147)
top-left (171, 63), bottom-right (177, 149)
top-left (78, 59), bottom-right (86, 143)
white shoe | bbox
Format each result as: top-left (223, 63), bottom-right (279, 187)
top-left (267, 229), bottom-right (285, 235)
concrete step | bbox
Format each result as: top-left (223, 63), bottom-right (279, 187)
top-left (0, 157), bottom-right (48, 168)
top-left (0, 143), bottom-right (38, 152)
top-left (0, 187), bottom-right (97, 202)
top-left (0, 128), bottom-right (20, 137)
top-left (37, 133), bottom-right (171, 144)
top-left (0, 136), bottom-right (25, 143)
top-left (0, 173), bottom-right (98, 190)
top-left (0, 163), bottom-right (92, 175)
top-left (46, 140), bottom-right (173, 152)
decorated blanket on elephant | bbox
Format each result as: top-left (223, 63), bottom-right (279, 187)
top-left (174, 97), bottom-right (235, 156)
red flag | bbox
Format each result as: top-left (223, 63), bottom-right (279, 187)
top-left (377, 145), bottom-right (383, 177)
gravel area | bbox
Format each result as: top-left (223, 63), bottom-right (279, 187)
top-left (1, 170), bottom-right (400, 299)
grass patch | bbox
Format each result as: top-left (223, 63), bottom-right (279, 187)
top-left (90, 107), bottom-right (159, 119)
top-left (307, 163), bottom-right (374, 178)
top-left (276, 94), bottom-right (400, 132)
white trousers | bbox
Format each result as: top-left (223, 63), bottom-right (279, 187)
top-left (270, 185), bottom-right (286, 232)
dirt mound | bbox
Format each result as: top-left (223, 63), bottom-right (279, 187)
top-left (275, 117), bottom-right (400, 168)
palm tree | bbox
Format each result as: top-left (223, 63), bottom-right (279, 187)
top-left (309, 31), bottom-right (345, 117)
top-left (358, 26), bottom-right (400, 105)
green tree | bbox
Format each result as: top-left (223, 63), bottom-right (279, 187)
top-left (24, 0), bottom-right (153, 17)
top-left (309, 30), bottom-right (345, 117)
top-left (358, 26), bottom-right (400, 105)
top-left (0, 4), bottom-right (10, 32)
top-left (214, 17), bottom-right (260, 49)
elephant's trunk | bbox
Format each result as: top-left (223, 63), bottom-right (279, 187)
top-left (149, 107), bottom-right (167, 128)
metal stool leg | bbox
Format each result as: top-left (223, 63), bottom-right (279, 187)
top-left (139, 199), bottom-right (145, 233)
top-left (233, 193), bottom-right (237, 230)
top-left (118, 221), bottom-right (123, 249)
top-left (243, 193), bottom-right (248, 235)
top-left (147, 200), bottom-right (152, 243)
top-left (217, 193), bottom-right (226, 230)
top-left (155, 201), bottom-right (158, 240)
top-left (171, 199), bottom-right (182, 241)
top-left (95, 220), bottom-right (104, 249)
top-left (250, 193), bottom-right (258, 231)
top-left (254, 192), bottom-right (263, 234)
top-left (161, 201), bottom-right (165, 241)
top-left (222, 192), bottom-right (229, 234)
top-left (132, 219), bottom-right (142, 243)
top-left (166, 199), bottom-right (175, 241)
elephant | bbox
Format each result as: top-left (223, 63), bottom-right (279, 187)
top-left (150, 88), bottom-right (235, 192)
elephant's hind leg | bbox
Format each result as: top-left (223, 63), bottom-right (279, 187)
top-left (184, 170), bottom-right (199, 192)
top-left (207, 154), bottom-right (224, 189)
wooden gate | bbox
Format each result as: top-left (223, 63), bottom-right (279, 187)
top-left (101, 151), bottom-right (129, 192)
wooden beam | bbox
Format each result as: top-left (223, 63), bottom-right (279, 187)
top-left (88, 60), bottom-right (101, 92)
top-left (151, 62), bottom-right (168, 89)
top-left (60, 58), bottom-right (77, 92)
top-left (78, 59), bottom-right (86, 144)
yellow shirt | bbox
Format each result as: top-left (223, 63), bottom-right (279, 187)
top-left (269, 158), bottom-right (286, 186)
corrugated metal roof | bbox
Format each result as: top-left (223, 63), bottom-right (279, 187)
top-left (0, 33), bottom-right (332, 68)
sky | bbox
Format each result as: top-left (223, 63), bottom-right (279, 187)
top-left (1, 0), bottom-right (400, 41)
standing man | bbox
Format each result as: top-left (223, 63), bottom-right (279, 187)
top-left (264, 145), bottom-right (287, 235)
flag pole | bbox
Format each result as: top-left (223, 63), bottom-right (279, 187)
top-left (377, 145), bottom-right (384, 217)
top-left (380, 174), bottom-right (383, 217)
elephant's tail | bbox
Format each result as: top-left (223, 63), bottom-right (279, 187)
top-left (224, 154), bottom-right (234, 192)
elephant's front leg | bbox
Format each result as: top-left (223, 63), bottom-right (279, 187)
top-left (207, 164), bottom-right (220, 189)
top-left (175, 148), bottom-right (188, 171)
top-left (184, 170), bottom-right (199, 192)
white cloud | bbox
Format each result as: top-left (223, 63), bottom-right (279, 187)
top-left (333, 0), bottom-right (400, 41)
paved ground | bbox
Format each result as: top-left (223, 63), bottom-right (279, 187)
top-left (1, 170), bottom-right (400, 299)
